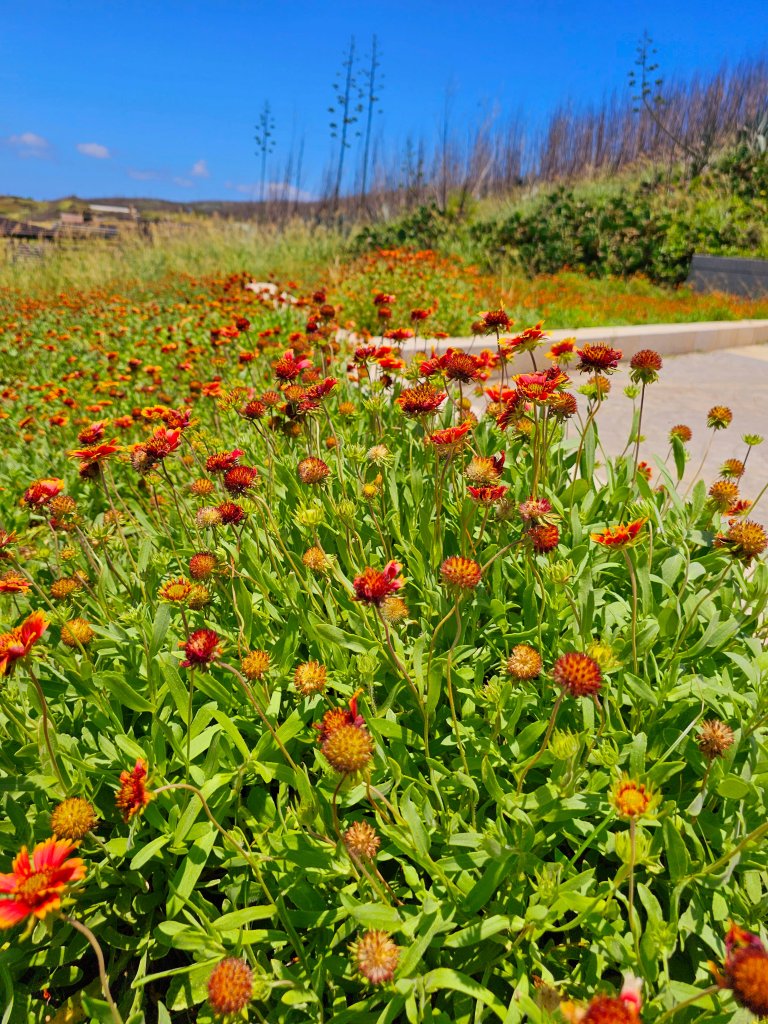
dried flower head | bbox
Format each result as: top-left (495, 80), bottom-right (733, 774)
top-left (294, 660), bottom-right (327, 696)
top-left (697, 719), bottom-right (735, 760)
top-left (50, 577), bottom-right (82, 600)
top-left (528, 524), bottom-right (560, 553)
top-left (576, 343), bottom-right (622, 374)
top-left (242, 649), bottom-right (270, 681)
top-left (380, 595), bottom-right (409, 624)
top-left (714, 924), bottom-right (768, 1017)
top-left (60, 618), bottom-right (95, 648)
top-left (670, 424), bottom-right (692, 443)
top-left (189, 552), bottom-right (218, 579)
top-left (297, 457), bottom-right (330, 485)
top-left (352, 930), bottom-right (400, 985)
top-left (396, 383), bottom-right (447, 417)
top-left (707, 406), bottom-right (733, 430)
top-left (629, 349), bottom-right (662, 384)
top-left (322, 723), bottom-right (374, 775)
top-left (182, 628), bottom-right (221, 668)
top-left (223, 465), bottom-right (258, 494)
top-left (190, 478), bottom-right (215, 497)
top-left (440, 556), bottom-right (482, 590)
top-left (720, 458), bottom-right (745, 480)
top-left (715, 519), bottom-right (767, 564)
top-left (302, 546), bottom-right (331, 573)
top-left (553, 652), bottom-right (602, 698)
top-left (207, 958), bottom-right (254, 1016)
top-left (465, 452), bottom-right (505, 485)
top-left (507, 645), bottom-right (543, 680)
top-left (344, 821), bottom-right (380, 861)
top-left (709, 480), bottom-right (739, 510)
top-left (50, 797), bottom-right (97, 840)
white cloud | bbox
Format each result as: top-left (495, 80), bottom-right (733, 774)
top-left (191, 159), bottom-right (209, 178)
top-left (226, 181), bottom-right (314, 202)
top-left (128, 168), bottom-right (161, 181)
top-left (8, 132), bottom-right (50, 157)
top-left (77, 142), bottom-right (111, 159)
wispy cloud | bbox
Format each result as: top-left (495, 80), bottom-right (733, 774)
top-left (226, 181), bottom-right (314, 202)
top-left (7, 132), bottom-right (50, 158)
top-left (127, 168), bottom-right (161, 181)
top-left (191, 159), bottom-right (209, 178)
top-left (77, 142), bottom-right (111, 159)
top-left (173, 177), bottom-right (193, 188)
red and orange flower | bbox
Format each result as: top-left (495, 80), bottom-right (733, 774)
top-left (0, 838), bottom-right (86, 928)
top-left (353, 561), bottom-right (404, 605)
top-left (590, 518), bottom-right (646, 549)
top-left (0, 611), bottom-right (48, 676)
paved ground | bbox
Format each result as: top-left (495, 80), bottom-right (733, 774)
top-left (588, 344), bottom-right (768, 498)
top-left (472, 344), bottom-right (768, 500)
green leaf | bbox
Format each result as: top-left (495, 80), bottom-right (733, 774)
top-left (96, 671), bottom-right (153, 713)
top-left (422, 968), bottom-right (507, 1021)
top-left (167, 827), bottom-right (217, 917)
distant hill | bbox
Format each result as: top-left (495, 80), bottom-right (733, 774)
top-left (0, 194), bottom-right (315, 224)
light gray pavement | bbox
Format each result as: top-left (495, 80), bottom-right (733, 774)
top-left (569, 344), bottom-right (768, 497)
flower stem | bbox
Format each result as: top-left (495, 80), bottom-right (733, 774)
top-left (622, 548), bottom-right (639, 674)
top-left (517, 692), bottom-right (564, 795)
top-left (63, 916), bottom-right (124, 1024)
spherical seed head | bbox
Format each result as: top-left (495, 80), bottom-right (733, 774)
top-left (553, 652), bottom-right (602, 698)
top-left (581, 996), bottom-right (637, 1024)
top-left (338, 401), bottom-right (356, 416)
top-left (720, 458), bottom-right (745, 479)
top-left (352, 930), bottom-right (400, 985)
top-left (629, 348), bottom-right (662, 384)
top-left (190, 478), bottom-right (215, 497)
top-left (670, 423), bottom-right (692, 443)
top-left (218, 501), bottom-right (246, 525)
top-left (294, 660), bottom-right (327, 696)
top-left (707, 405), bottom-right (733, 430)
top-left (50, 577), bottom-right (81, 600)
top-left (577, 343), bottom-right (622, 374)
top-left (507, 645), bottom-right (542, 680)
top-left (709, 480), bottom-right (739, 510)
top-left (697, 718), bottom-right (735, 760)
top-left (187, 584), bottom-right (211, 609)
top-left (465, 453), bottom-right (505, 484)
top-left (548, 391), bottom-right (578, 419)
top-left (182, 628), bottom-right (221, 668)
top-left (207, 958), bottom-right (254, 1016)
top-left (528, 523), bottom-right (560, 553)
top-left (242, 649), bottom-right (270, 680)
top-left (726, 946), bottom-right (768, 1016)
top-left (716, 519), bottom-right (768, 564)
top-left (298, 457), bottom-right (330, 484)
top-left (344, 821), bottom-right (381, 860)
top-left (61, 618), bottom-right (95, 647)
top-left (380, 595), bottom-right (409, 625)
top-left (612, 776), bottom-right (654, 819)
top-left (440, 556), bottom-right (482, 590)
top-left (189, 552), bottom-right (217, 579)
top-left (322, 723), bottom-right (374, 774)
top-left (196, 506), bottom-right (223, 528)
top-left (303, 546), bottom-right (331, 573)
top-left (50, 797), bottom-right (97, 840)
top-left (223, 465), bottom-right (258, 494)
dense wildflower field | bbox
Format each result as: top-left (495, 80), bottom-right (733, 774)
top-left (0, 268), bottom-right (767, 1024)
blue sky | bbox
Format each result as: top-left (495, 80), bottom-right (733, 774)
top-left (2, 0), bottom-right (766, 201)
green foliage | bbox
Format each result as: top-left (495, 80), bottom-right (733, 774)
top-left (0, 273), bottom-right (765, 1024)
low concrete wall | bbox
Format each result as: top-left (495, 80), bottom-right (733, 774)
top-left (687, 254), bottom-right (768, 298)
top-left (397, 318), bottom-right (768, 363)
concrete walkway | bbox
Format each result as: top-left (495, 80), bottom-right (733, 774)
top-left (571, 343), bottom-right (768, 498)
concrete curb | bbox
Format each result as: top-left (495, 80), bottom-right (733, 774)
top-left (394, 318), bottom-right (768, 362)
